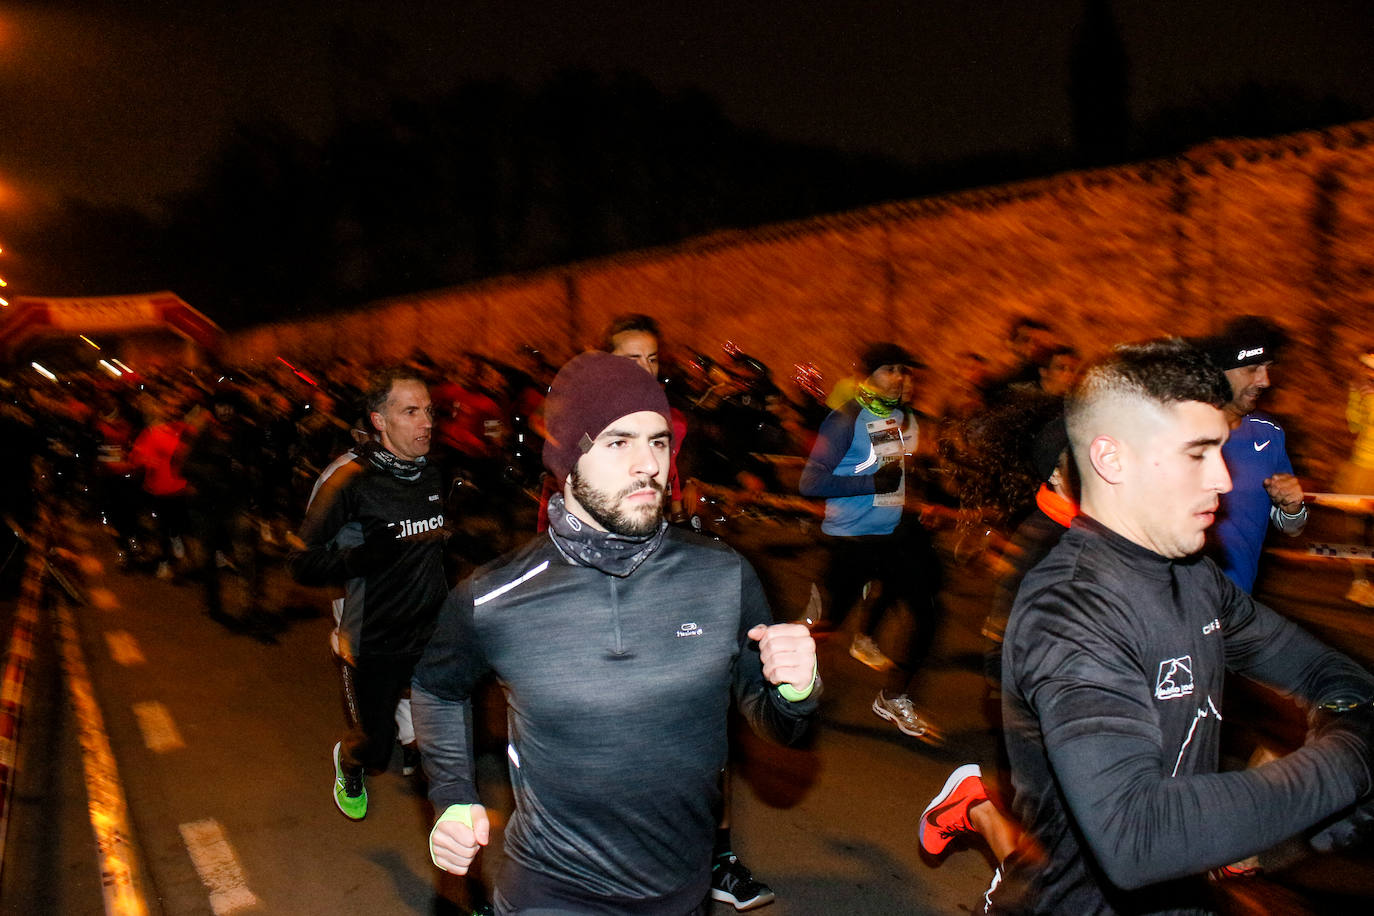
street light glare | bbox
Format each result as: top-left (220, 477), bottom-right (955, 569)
top-left (31, 361), bottom-right (57, 382)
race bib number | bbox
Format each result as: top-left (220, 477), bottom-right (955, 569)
top-left (867, 417), bottom-right (905, 507)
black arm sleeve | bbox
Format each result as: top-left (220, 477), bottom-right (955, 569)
top-left (1018, 583), bottom-right (1372, 891)
top-left (732, 559), bottom-right (819, 745)
top-left (288, 462), bottom-right (363, 585)
top-left (1217, 568), bottom-right (1374, 710)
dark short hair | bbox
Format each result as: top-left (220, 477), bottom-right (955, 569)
top-left (1067, 338), bottom-right (1230, 448)
top-left (1071, 336), bottom-right (1225, 409)
top-left (364, 365), bottom-right (426, 417)
top-left (603, 314), bottom-right (661, 351)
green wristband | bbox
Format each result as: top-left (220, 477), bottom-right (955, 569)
top-left (778, 664), bottom-right (819, 702)
top-left (430, 804), bottom-right (475, 869)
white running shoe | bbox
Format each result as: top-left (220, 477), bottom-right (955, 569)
top-left (849, 634), bottom-right (894, 671)
top-left (872, 691), bottom-right (943, 744)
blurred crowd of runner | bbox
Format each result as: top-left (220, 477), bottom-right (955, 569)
top-left (3, 315), bottom-right (1369, 635)
top-left (4, 314), bottom-right (1373, 914)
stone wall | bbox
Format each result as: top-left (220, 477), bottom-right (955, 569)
top-left (225, 121), bottom-right (1374, 479)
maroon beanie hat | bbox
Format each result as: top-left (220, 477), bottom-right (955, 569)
top-left (542, 351), bottom-right (672, 484)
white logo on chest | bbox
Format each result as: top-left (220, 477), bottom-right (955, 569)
top-left (391, 515), bottom-right (444, 538)
top-left (676, 622), bottom-right (704, 638)
top-left (1155, 655), bottom-right (1195, 701)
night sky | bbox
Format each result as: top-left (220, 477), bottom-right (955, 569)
top-left (2, 0), bottom-right (1374, 218)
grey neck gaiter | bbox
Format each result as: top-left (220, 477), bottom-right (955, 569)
top-left (546, 492), bottom-right (666, 578)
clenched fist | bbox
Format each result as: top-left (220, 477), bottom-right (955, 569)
top-left (430, 804), bottom-right (490, 875)
top-left (747, 623), bottom-right (818, 694)
top-left (1263, 472), bottom-right (1304, 515)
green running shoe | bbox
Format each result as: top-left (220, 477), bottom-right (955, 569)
top-left (333, 742), bottom-right (367, 820)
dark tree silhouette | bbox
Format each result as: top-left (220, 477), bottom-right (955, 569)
top-left (150, 68), bottom-right (929, 326)
top-left (9, 62), bottom-right (1372, 331)
top-left (159, 118), bottom-right (332, 324)
top-left (1069, 0), bottom-right (1131, 167)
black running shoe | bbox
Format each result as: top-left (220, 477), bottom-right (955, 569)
top-left (710, 853), bottom-right (776, 910)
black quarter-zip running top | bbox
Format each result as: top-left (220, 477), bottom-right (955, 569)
top-left (412, 525), bottom-right (818, 913)
top-left (997, 515), bottom-right (1374, 915)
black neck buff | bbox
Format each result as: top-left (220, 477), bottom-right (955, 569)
top-left (546, 493), bottom-right (666, 578)
top-left (352, 428), bottom-right (426, 482)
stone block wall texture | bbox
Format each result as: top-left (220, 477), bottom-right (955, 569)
top-left (226, 121), bottom-right (1374, 481)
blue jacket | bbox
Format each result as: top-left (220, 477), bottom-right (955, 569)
top-left (799, 400), bottom-right (904, 536)
top-left (1211, 414), bottom-right (1295, 591)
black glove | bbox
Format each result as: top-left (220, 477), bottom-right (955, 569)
top-left (1310, 797), bottom-right (1374, 853)
top-left (872, 460), bottom-right (902, 494)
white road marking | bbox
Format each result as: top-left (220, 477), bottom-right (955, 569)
top-left (55, 603), bottom-right (151, 914)
top-left (179, 819), bottom-right (260, 914)
top-left (105, 631), bottom-right (146, 666)
top-left (0, 569), bottom-right (41, 858)
top-left (131, 701), bottom-right (185, 752)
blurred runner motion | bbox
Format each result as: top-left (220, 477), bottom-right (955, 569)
top-left (181, 380), bottom-right (273, 638)
top-left (922, 411), bottom-right (1074, 898)
top-left (1202, 316), bottom-right (1307, 592)
top-left (128, 390), bottom-right (191, 580)
top-left (1334, 344), bottom-right (1374, 607)
top-left (800, 342), bottom-right (942, 742)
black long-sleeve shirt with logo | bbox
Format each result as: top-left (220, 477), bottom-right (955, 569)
top-left (288, 456), bottom-right (448, 659)
top-left (411, 527), bottom-right (818, 914)
top-left (997, 515), bottom-right (1374, 915)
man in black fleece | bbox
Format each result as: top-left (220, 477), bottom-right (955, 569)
top-left (290, 366), bottom-right (448, 821)
top-left (995, 338), bottom-right (1374, 915)
top-left (412, 351), bottom-right (819, 915)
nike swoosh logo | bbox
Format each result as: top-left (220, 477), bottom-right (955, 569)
top-left (925, 797), bottom-right (971, 839)
top-left (1254, 440), bottom-right (1271, 452)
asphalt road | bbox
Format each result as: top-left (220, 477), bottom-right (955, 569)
top-left (7, 505), bottom-right (1374, 915)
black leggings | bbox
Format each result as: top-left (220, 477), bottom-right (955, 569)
top-left (823, 520), bottom-right (944, 692)
top-left (339, 653), bottom-right (420, 772)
